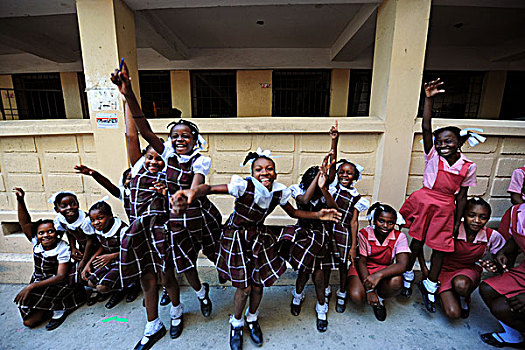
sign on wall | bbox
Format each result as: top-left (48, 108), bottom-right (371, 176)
top-left (96, 113), bottom-right (118, 129)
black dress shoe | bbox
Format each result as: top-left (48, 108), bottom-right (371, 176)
top-left (372, 304), bottom-right (387, 321)
top-left (126, 283), bottom-right (141, 303)
top-left (198, 283), bottom-right (212, 317)
top-left (245, 319), bottom-right (263, 347)
top-left (335, 294), bottom-right (346, 313)
top-left (417, 281), bottom-right (436, 313)
top-left (316, 316), bottom-right (328, 333)
top-left (170, 316), bottom-right (183, 339)
top-left (460, 306), bottom-right (470, 319)
top-left (105, 291), bottom-right (125, 309)
top-left (87, 292), bottom-right (100, 306)
top-left (230, 325), bottom-right (243, 350)
top-left (401, 285), bottom-right (412, 298)
top-left (134, 326), bottom-right (166, 350)
top-left (46, 310), bottom-right (72, 331)
top-left (159, 288), bottom-right (171, 306)
top-left (290, 298), bottom-right (303, 316)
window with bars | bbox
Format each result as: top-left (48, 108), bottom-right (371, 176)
top-left (272, 70), bottom-right (331, 117)
top-left (10, 73), bottom-right (66, 119)
top-left (77, 72), bottom-right (89, 119)
top-left (500, 71), bottom-right (525, 120)
top-left (347, 69), bottom-right (372, 117)
top-left (418, 71), bottom-right (484, 119)
top-left (139, 70), bottom-right (173, 118)
top-left (191, 71), bottom-right (236, 118)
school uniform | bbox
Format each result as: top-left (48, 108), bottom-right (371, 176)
top-left (119, 159), bottom-right (169, 287)
top-left (18, 238), bottom-right (86, 320)
top-left (216, 175), bottom-right (290, 288)
top-left (119, 185), bottom-right (132, 222)
top-left (322, 184), bottom-right (369, 269)
top-left (162, 144), bottom-right (222, 273)
top-left (438, 224), bottom-right (505, 293)
top-left (499, 167), bottom-right (525, 240)
top-left (399, 146), bottom-right (477, 252)
top-left (88, 218), bottom-right (128, 290)
top-left (348, 226), bottom-right (411, 277)
top-left (484, 203), bottom-right (525, 298)
top-left (279, 184), bottom-right (329, 274)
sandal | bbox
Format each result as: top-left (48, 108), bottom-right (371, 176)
top-left (417, 281), bottom-right (436, 313)
top-left (480, 332), bottom-right (525, 349)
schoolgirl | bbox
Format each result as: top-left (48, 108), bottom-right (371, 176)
top-left (112, 61), bottom-right (221, 325)
top-left (400, 79), bottom-right (482, 313)
top-left (170, 149), bottom-right (340, 350)
top-left (479, 202), bottom-right (525, 348)
top-left (499, 165), bottom-right (525, 241)
top-left (438, 197), bottom-right (505, 320)
top-left (81, 200), bottom-right (129, 309)
top-left (346, 203), bottom-right (409, 321)
top-left (13, 187), bottom-right (86, 330)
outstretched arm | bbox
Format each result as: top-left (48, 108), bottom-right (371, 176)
top-left (170, 184), bottom-right (229, 215)
top-left (422, 79), bottom-right (445, 154)
top-left (110, 60), bottom-right (164, 154)
top-left (13, 187), bottom-right (33, 241)
top-left (124, 100), bottom-right (142, 166)
top-left (74, 165), bottom-right (121, 199)
top-left (328, 122), bottom-right (339, 184)
top-left (281, 202), bottom-right (341, 222)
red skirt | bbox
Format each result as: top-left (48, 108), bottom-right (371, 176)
top-left (438, 266), bottom-right (481, 293)
top-left (484, 261), bottom-right (525, 298)
top-left (399, 187), bottom-right (455, 252)
top-left (347, 262), bottom-right (387, 277)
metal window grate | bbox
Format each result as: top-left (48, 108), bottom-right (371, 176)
top-left (139, 70), bottom-right (172, 118)
top-left (500, 71), bottom-right (525, 120)
top-left (272, 70), bottom-right (331, 117)
top-left (9, 73), bottom-right (66, 120)
top-left (77, 72), bottom-right (90, 119)
top-left (191, 71), bottom-right (237, 118)
top-left (347, 69), bottom-right (372, 117)
top-left (418, 71), bottom-right (484, 119)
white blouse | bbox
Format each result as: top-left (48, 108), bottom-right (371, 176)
top-left (328, 184), bottom-right (370, 212)
top-left (32, 237), bottom-right (71, 263)
top-left (227, 175), bottom-right (292, 209)
top-left (95, 218), bottom-right (123, 238)
top-left (54, 210), bottom-right (95, 235)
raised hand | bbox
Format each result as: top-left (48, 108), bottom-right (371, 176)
top-left (329, 120), bottom-right (339, 140)
top-left (12, 187), bottom-right (25, 200)
top-left (317, 208), bottom-right (342, 222)
top-left (110, 60), bottom-right (133, 96)
top-left (74, 164), bottom-right (94, 176)
top-left (318, 151), bottom-right (335, 189)
top-left (424, 78), bottom-right (445, 98)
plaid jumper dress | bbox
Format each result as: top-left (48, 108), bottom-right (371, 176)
top-left (120, 165), bottom-right (169, 287)
top-left (87, 219), bottom-right (128, 291)
top-left (19, 239), bottom-right (86, 320)
top-left (165, 153), bottom-right (222, 273)
top-left (216, 178), bottom-right (287, 288)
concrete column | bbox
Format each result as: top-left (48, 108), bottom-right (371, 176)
top-left (369, 0), bottom-right (431, 208)
top-left (60, 72), bottom-right (83, 119)
top-left (237, 70), bottom-right (272, 117)
top-left (171, 70), bottom-right (192, 118)
top-left (76, 0), bottom-right (139, 185)
top-left (329, 69), bottom-right (350, 117)
top-left (0, 75), bottom-right (17, 120)
top-left (478, 71), bottom-right (507, 119)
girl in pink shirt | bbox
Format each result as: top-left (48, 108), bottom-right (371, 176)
top-left (399, 79), bottom-right (480, 313)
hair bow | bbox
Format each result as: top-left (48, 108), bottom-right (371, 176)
top-left (460, 128), bottom-right (486, 147)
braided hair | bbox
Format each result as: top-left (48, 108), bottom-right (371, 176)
top-left (89, 200), bottom-right (113, 217)
top-left (167, 119), bottom-right (200, 139)
top-left (243, 151), bottom-right (275, 170)
top-left (367, 202), bottom-right (397, 223)
top-left (337, 159), bottom-right (361, 181)
top-left (300, 166), bottom-right (320, 191)
top-left (433, 126), bottom-right (470, 149)
top-left (465, 196), bottom-right (492, 217)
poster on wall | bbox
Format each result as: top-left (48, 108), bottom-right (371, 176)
top-left (96, 113), bottom-right (118, 129)
top-left (87, 88), bottom-right (120, 111)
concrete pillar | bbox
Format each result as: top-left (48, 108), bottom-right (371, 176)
top-left (478, 71), bottom-right (507, 119)
top-left (237, 70), bottom-right (272, 117)
top-left (171, 70), bottom-right (192, 118)
top-left (0, 75), bottom-right (17, 120)
top-left (329, 69), bottom-right (350, 117)
top-left (60, 72), bottom-right (83, 119)
top-left (76, 0), bottom-right (139, 186)
top-left (369, 0), bottom-right (431, 208)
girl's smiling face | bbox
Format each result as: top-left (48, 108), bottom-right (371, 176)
top-left (464, 204), bottom-right (490, 234)
top-left (36, 222), bottom-right (59, 249)
top-left (144, 148), bottom-right (165, 174)
top-left (171, 124), bottom-right (196, 155)
top-left (434, 130), bottom-right (460, 158)
top-left (252, 157), bottom-right (277, 190)
top-left (337, 163), bottom-right (357, 188)
top-left (55, 195), bottom-right (79, 222)
top-left (89, 208), bottom-right (112, 232)
top-left (374, 212), bottom-right (396, 237)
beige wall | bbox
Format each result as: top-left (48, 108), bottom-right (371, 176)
top-left (170, 70), bottom-right (192, 118)
top-left (60, 72), bottom-right (83, 119)
top-left (237, 70), bottom-right (272, 117)
top-left (329, 69), bottom-right (350, 117)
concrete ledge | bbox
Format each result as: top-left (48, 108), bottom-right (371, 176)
top-left (0, 119), bottom-right (92, 136)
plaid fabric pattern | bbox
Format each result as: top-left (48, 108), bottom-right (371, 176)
top-left (123, 191), bottom-right (132, 222)
top-left (19, 251), bottom-right (86, 319)
top-left (129, 167), bottom-right (168, 220)
top-left (322, 185), bottom-right (361, 269)
top-left (216, 179), bottom-right (287, 288)
top-left (166, 154), bottom-right (222, 273)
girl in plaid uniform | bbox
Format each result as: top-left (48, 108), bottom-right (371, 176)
top-left (81, 201), bottom-right (129, 309)
top-left (347, 203), bottom-right (409, 322)
top-left (171, 150), bottom-right (340, 350)
top-left (13, 187), bottom-right (86, 330)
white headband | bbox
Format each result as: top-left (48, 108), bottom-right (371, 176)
top-left (240, 147), bottom-right (281, 167)
top-left (48, 191), bottom-right (76, 204)
top-left (367, 206), bottom-right (406, 226)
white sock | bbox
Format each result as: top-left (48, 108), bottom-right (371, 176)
top-left (245, 308), bottom-right (258, 323)
top-left (292, 288), bottom-right (305, 305)
top-left (196, 285), bottom-right (206, 299)
top-left (170, 303), bottom-right (184, 319)
top-left (459, 296), bottom-right (468, 310)
top-left (377, 295), bottom-right (384, 305)
top-left (229, 315), bottom-right (244, 328)
top-left (403, 271), bottom-right (415, 288)
top-left (52, 310), bottom-right (65, 319)
top-left (495, 321), bottom-right (525, 343)
top-left (325, 286), bottom-right (331, 296)
top-left (336, 290), bottom-right (347, 305)
top-left (423, 279), bottom-right (438, 302)
top-left (144, 317), bottom-right (164, 336)
top-left (316, 301), bottom-right (328, 321)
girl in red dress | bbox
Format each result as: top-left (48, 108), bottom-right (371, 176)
top-left (399, 79), bottom-right (481, 313)
top-left (438, 198), bottom-right (505, 320)
top-left (347, 202), bottom-right (410, 321)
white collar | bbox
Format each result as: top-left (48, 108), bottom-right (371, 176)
top-left (34, 239), bottom-right (66, 256)
top-left (330, 182), bottom-right (359, 196)
top-left (247, 176), bottom-right (286, 209)
top-left (163, 139), bottom-right (202, 164)
top-left (56, 210), bottom-right (86, 230)
top-left (95, 218), bottom-right (122, 238)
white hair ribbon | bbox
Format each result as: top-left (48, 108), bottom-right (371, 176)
top-left (48, 191), bottom-right (76, 204)
top-left (240, 147), bottom-right (281, 167)
top-left (336, 160), bottom-right (364, 181)
top-left (460, 128), bottom-right (486, 147)
top-left (367, 206), bottom-right (406, 226)
top-left (96, 195), bottom-right (110, 204)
